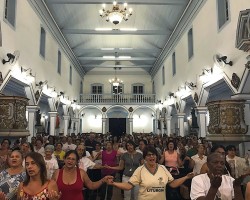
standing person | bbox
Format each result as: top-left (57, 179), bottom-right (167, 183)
top-left (106, 140), bottom-right (144, 200)
top-left (200, 145), bottom-right (231, 175)
top-left (189, 144), bottom-right (207, 175)
top-left (226, 145), bottom-right (247, 178)
top-left (62, 136), bottom-right (76, 152)
top-left (85, 133), bottom-right (97, 154)
top-left (54, 142), bottom-right (65, 169)
top-left (0, 138), bottom-right (11, 171)
top-left (100, 141), bottom-right (118, 200)
top-left (17, 152), bottom-right (60, 200)
top-left (44, 145), bottom-right (59, 179)
top-left (34, 138), bottom-right (45, 156)
top-left (136, 139), bottom-right (147, 154)
top-left (107, 146), bottom-right (194, 200)
top-left (52, 150), bottom-right (111, 200)
top-left (0, 150), bottom-right (26, 200)
top-left (190, 152), bottom-right (244, 200)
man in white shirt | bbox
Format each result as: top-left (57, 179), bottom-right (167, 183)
top-left (190, 144), bottom-right (207, 175)
top-left (190, 152), bottom-right (244, 200)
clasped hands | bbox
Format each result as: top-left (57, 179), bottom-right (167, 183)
top-left (102, 176), bottom-right (114, 185)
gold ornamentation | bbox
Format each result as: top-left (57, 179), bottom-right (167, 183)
top-left (206, 100), bottom-right (248, 135)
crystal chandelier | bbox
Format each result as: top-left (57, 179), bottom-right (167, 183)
top-left (109, 67), bottom-right (123, 86)
top-left (99, 1), bottom-right (133, 25)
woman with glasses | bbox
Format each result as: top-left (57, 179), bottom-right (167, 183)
top-left (52, 150), bottom-right (112, 200)
top-left (107, 146), bottom-right (194, 200)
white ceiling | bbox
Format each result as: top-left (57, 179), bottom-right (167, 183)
top-left (30, 0), bottom-right (206, 76)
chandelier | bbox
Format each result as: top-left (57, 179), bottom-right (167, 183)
top-left (99, 1), bottom-right (133, 25)
top-left (109, 67), bottom-right (123, 86)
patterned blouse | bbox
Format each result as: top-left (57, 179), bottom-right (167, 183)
top-left (0, 169), bottom-right (26, 200)
top-left (19, 182), bottom-right (50, 200)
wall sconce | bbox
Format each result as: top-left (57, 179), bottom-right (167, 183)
top-left (20, 67), bottom-right (35, 83)
top-left (2, 51), bottom-right (20, 65)
top-left (199, 68), bottom-right (213, 83)
top-left (185, 82), bottom-right (197, 90)
top-left (36, 80), bottom-right (48, 87)
top-left (169, 92), bottom-right (176, 98)
top-left (217, 56), bottom-right (233, 66)
top-left (58, 91), bottom-right (64, 97)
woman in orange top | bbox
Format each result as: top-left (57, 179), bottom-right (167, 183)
top-left (160, 141), bottom-right (183, 172)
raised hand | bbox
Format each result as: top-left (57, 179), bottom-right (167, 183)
top-left (186, 172), bottom-right (195, 179)
top-left (210, 174), bottom-right (222, 189)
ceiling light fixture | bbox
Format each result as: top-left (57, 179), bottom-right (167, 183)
top-left (95, 28), bottom-right (112, 31)
top-left (101, 48), bottom-right (115, 50)
top-left (120, 28), bottom-right (137, 31)
top-left (118, 56), bottom-right (131, 59)
top-left (103, 56), bottom-right (115, 59)
top-left (99, 1), bottom-right (133, 25)
top-left (109, 65), bottom-right (123, 86)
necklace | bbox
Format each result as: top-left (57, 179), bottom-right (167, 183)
top-left (128, 152), bottom-right (136, 172)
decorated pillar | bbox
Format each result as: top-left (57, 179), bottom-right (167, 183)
top-left (26, 105), bottom-right (39, 141)
top-left (129, 118), bottom-right (133, 135)
top-left (176, 113), bottom-right (185, 137)
top-left (102, 118), bottom-right (107, 134)
top-left (63, 115), bottom-right (70, 136)
top-left (48, 112), bottom-right (57, 136)
top-left (166, 116), bottom-right (172, 136)
top-left (160, 118), bottom-right (164, 135)
top-left (195, 107), bottom-right (208, 138)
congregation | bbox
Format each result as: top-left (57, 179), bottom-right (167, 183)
top-left (0, 132), bottom-right (250, 200)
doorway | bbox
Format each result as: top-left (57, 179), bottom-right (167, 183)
top-left (109, 118), bottom-right (126, 137)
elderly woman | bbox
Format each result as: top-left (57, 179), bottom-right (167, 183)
top-left (0, 150), bottom-right (26, 200)
top-left (17, 152), bottom-right (60, 200)
top-left (44, 145), bottom-right (59, 179)
top-left (108, 146), bottom-right (194, 200)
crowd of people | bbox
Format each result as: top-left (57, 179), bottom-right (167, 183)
top-left (0, 132), bottom-right (250, 200)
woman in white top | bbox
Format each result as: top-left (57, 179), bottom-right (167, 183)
top-left (189, 144), bottom-right (207, 175)
top-left (44, 145), bottom-right (59, 179)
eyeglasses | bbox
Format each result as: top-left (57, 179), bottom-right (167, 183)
top-left (146, 153), bottom-right (156, 157)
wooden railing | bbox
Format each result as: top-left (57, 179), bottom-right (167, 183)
top-left (79, 93), bottom-right (156, 104)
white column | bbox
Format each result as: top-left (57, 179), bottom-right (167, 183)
top-left (160, 118), bottom-right (164, 135)
top-left (176, 113), bottom-right (185, 137)
top-left (48, 112), bottom-right (57, 136)
top-left (102, 118), bottom-right (107, 134)
top-left (166, 116), bottom-right (172, 136)
top-left (195, 107), bottom-right (208, 138)
top-left (63, 115), bottom-right (70, 136)
top-left (26, 105), bottom-right (39, 142)
top-left (71, 117), bottom-right (79, 133)
top-left (129, 118), bottom-right (133, 135)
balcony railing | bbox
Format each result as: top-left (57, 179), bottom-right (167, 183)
top-left (79, 93), bottom-right (156, 104)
